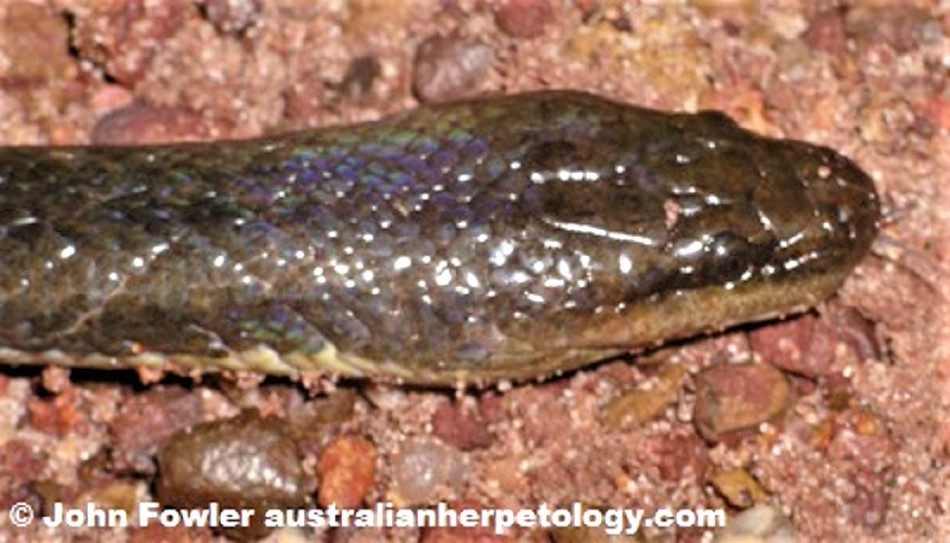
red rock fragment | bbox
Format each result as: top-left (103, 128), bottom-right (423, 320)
top-left (749, 315), bottom-right (838, 378)
top-left (318, 435), bottom-right (376, 508)
top-left (693, 363), bottom-right (791, 442)
top-left (27, 389), bottom-right (87, 438)
top-left (431, 399), bottom-right (493, 451)
top-left (493, 0), bottom-right (553, 39)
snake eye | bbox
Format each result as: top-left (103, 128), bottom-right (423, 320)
top-left (701, 231), bottom-right (772, 283)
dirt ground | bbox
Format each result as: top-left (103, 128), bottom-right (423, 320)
top-left (0, 1), bottom-right (947, 542)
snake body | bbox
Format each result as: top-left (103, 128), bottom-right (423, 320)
top-left (0, 91), bottom-right (879, 385)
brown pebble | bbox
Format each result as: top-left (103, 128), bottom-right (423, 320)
top-left (693, 363), bottom-right (791, 442)
top-left (708, 467), bottom-right (769, 509)
top-left (92, 103), bottom-right (218, 145)
top-left (493, 0), bottom-right (554, 39)
top-left (601, 363), bottom-right (685, 429)
top-left (412, 33), bottom-right (494, 104)
top-left (431, 398), bottom-right (493, 451)
top-left (317, 435), bottom-right (376, 508)
top-left (201, 0), bottom-right (262, 35)
top-left (156, 410), bottom-right (314, 540)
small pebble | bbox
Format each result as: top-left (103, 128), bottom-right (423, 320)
top-left (92, 103), bottom-right (214, 145)
top-left (318, 435), bottom-right (376, 508)
top-left (413, 33), bottom-right (494, 104)
top-left (601, 363), bottom-right (685, 429)
top-left (431, 398), bottom-right (493, 451)
top-left (388, 437), bottom-right (468, 506)
top-left (156, 410), bottom-right (314, 540)
top-left (493, 0), bottom-right (554, 39)
top-left (749, 315), bottom-right (837, 378)
top-left (709, 467), bottom-right (770, 509)
top-left (693, 363), bottom-right (791, 442)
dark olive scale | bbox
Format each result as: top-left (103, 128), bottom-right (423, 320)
top-left (0, 91), bottom-right (879, 385)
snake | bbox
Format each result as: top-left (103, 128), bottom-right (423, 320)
top-left (0, 91), bottom-right (880, 386)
